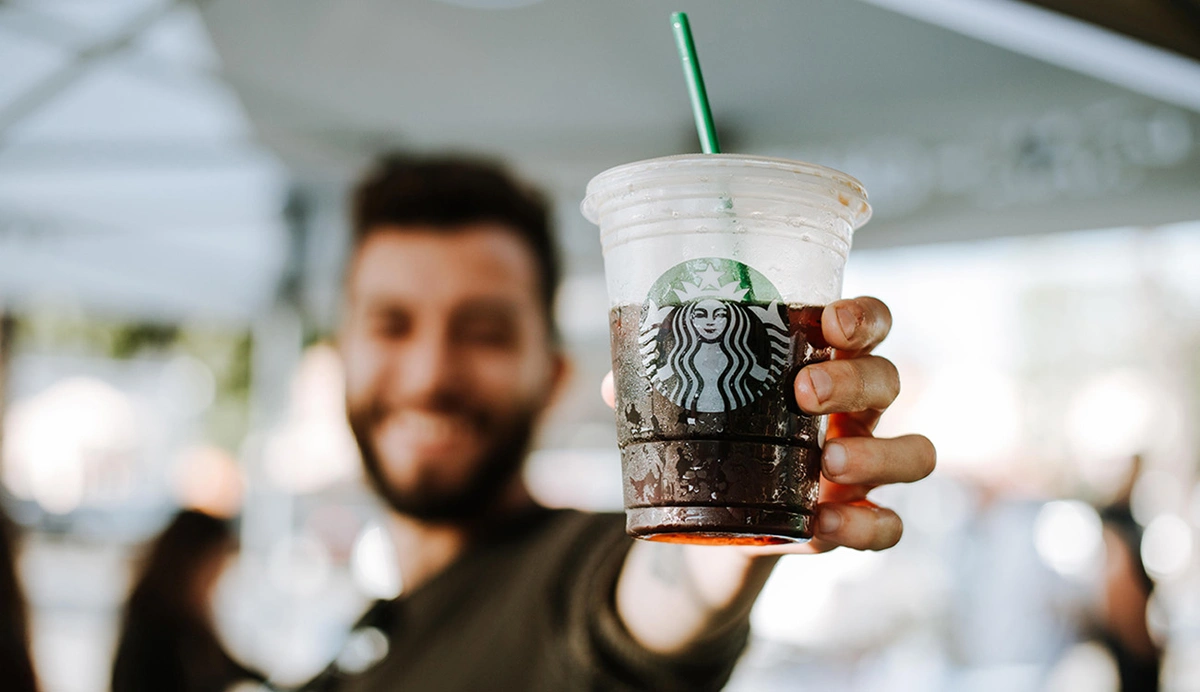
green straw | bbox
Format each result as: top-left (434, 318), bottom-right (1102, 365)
top-left (671, 12), bottom-right (720, 154)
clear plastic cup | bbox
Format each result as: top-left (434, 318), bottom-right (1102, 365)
top-left (582, 154), bottom-right (871, 544)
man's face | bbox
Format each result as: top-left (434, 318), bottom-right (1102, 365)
top-left (339, 224), bottom-right (562, 521)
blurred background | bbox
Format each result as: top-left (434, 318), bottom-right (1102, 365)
top-left (1, 0), bottom-right (1199, 690)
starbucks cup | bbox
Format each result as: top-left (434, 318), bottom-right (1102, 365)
top-left (582, 154), bottom-right (871, 544)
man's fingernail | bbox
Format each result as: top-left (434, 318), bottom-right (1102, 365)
top-left (837, 306), bottom-right (858, 340)
top-left (808, 368), bottom-right (833, 403)
top-left (819, 508), bottom-right (842, 534)
top-left (824, 443), bottom-right (847, 477)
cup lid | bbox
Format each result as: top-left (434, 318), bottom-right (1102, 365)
top-left (581, 153), bottom-right (871, 230)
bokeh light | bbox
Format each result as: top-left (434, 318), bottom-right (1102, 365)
top-left (1065, 371), bottom-right (1157, 480)
top-left (751, 550), bottom-right (885, 647)
top-left (3, 376), bottom-right (139, 514)
top-left (1043, 641), bottom-right (1120, 692)
top-left (172, 444), bottom-right (245, 518)
top-left (909, 366), bottom-right (1021, 473)
top-left (334, 627), bottom-right (390, 675)
top-left (350, 522), bottom-right (402, 600)
top-left (1141, 514), bottom-right (1194, 581)
top-left (1034, 500), bottom-right (1104, 580)
top-left (263, 344), bottom-right (360, 493)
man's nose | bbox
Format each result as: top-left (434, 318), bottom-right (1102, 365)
top-left (394, 329), bottom-right (460, 404)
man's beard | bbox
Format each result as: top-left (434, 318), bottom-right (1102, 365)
top-left (346, 397), bottom-right (537, 523)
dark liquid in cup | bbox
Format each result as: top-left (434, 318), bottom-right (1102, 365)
top-left (609, 302), bottom-right (830, 544)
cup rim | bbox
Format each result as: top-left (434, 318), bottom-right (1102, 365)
top-left (581, 153), bottom-right (871, 230)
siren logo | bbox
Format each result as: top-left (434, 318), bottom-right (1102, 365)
top-left (640, 258), bottom-right (789, 413)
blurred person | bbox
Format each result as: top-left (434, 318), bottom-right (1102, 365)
top-left (0, 510), bottom-right (37, 692)
top-left (303, 155), bottom-right (935, 691)
top-left (1093, 455), bottom-right (1161, 691)
top-left (926, 455), bottom-right (1160, 692)
top-left (942, 486), bottom-right (1089, 688)
top-left (112, 509), bottom-right (266, 692)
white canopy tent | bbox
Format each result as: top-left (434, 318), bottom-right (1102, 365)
top-left (0, 0), bottom-right (1198, 327)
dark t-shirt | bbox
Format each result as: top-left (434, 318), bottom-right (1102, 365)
top-left (302, 508), bottom-right (748, 692)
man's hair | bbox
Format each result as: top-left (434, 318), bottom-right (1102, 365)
top-left (350, 154), bottom-right (561, 337)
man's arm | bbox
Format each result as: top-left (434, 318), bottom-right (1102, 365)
top-left (607, 296), bottom-right (936, 655)
top-left (615, 542), bottom-right (776, 654)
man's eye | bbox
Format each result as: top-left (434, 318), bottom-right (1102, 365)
top-left (373, 313), bottom-right (411, 338)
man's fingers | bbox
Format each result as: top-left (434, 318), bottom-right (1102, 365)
top-left (601, 371), bottom-right (615, 409)
top-left (822, 434), bottom-right (936, 486)
top-left (823, 297), bottom-right (892, 355)
top-left (827, 409), bottom-right (882, 438)
top-left (814, 502), bottom-right (903, 551)
top-left (794, 355), bottom-right (900, 414)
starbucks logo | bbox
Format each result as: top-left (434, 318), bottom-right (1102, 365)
top-left (640, 258), bottom-right (790, 413)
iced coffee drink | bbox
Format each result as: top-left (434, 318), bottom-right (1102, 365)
top-left (583, 155), bottom-right (871, 544)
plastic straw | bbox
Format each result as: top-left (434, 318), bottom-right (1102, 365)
top-left (671, 12), bottom-right (720, 154)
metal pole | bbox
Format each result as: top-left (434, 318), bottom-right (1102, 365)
top-left (0, 311), bottom-right (14, 482)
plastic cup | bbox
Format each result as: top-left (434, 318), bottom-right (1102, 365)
top-left (582, 154), bottom-right (871, 544)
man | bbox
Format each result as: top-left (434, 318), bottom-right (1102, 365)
top-left (305, 155), bottom-right (935, 691)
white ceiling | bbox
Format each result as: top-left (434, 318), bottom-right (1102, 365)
top-left (205, 0), bottom-right (1094, 170)
top-left (201, 0), bottom-right (1200, 256)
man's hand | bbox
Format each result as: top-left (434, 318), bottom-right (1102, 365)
top-left (604, 296), bottom-right (935, 654)
top-left (771, 295), bottom-right (934, 553)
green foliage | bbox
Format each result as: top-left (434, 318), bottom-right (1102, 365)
top-left (11, 310), bottom-right (255, 447)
